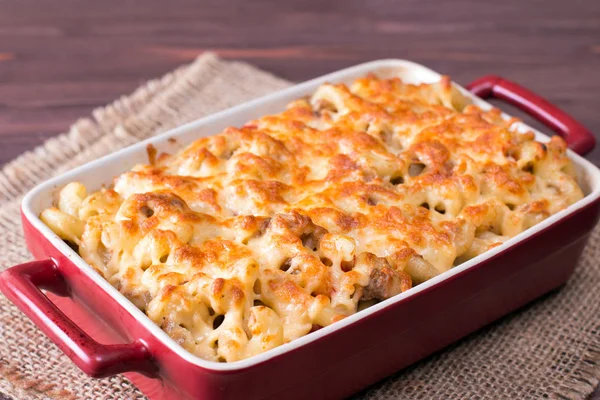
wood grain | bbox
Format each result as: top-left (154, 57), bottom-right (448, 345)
top-left (0, 0), bottom-right (599, 398)
top-left (1, 0), bottom-right (599, 167)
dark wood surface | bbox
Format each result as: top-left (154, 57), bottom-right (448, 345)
top-left (1, 0), bottom-right (599, 398)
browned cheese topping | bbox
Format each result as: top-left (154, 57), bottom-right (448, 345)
top-left (41, 74), bottom-right (583, 362)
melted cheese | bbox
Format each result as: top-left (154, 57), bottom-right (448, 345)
top-left (40, 74), bottom-right (584, 362)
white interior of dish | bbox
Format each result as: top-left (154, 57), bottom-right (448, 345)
top-left (22, 59), bottom-right (600, 371)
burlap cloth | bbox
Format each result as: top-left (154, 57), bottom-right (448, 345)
top-left (1, 53), bottom-right (599, 400)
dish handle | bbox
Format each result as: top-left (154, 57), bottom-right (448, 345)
top-left (467, 75), bottom-right (595, 156)
top-left (0, 259), bottom-right (156, 378)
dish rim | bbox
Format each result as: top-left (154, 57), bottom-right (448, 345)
top-left (20, 58), bottom-right (600, 372)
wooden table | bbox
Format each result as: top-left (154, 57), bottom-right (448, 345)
top-left (0, 0), bottom-right (599, 398)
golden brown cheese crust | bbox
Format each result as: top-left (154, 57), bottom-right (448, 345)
top-left (40, 74), bottom-right (583, 362)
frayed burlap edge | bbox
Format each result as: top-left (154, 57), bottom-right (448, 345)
top-left (557, 342), bottom-right (600, 399)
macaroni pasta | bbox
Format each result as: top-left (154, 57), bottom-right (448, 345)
top-left (41, 74), bottom-right (583, 362)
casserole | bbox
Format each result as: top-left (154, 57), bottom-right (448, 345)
top-left (32, 70), bottom-right (587, 364)
top-left (1, 59), bottom-right (599, 399)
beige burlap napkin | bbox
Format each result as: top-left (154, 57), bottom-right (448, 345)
top-left (0, 53), bottom-right (599, 400)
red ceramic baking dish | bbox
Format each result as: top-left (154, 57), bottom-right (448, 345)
top-left (1, 60), bottom-right (599, 400)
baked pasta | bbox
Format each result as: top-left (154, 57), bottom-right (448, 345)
top-left (41, 74), bottom-right (584, 362)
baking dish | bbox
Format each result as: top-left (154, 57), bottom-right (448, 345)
top-left (1, 59), bottom-right (599, 400)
